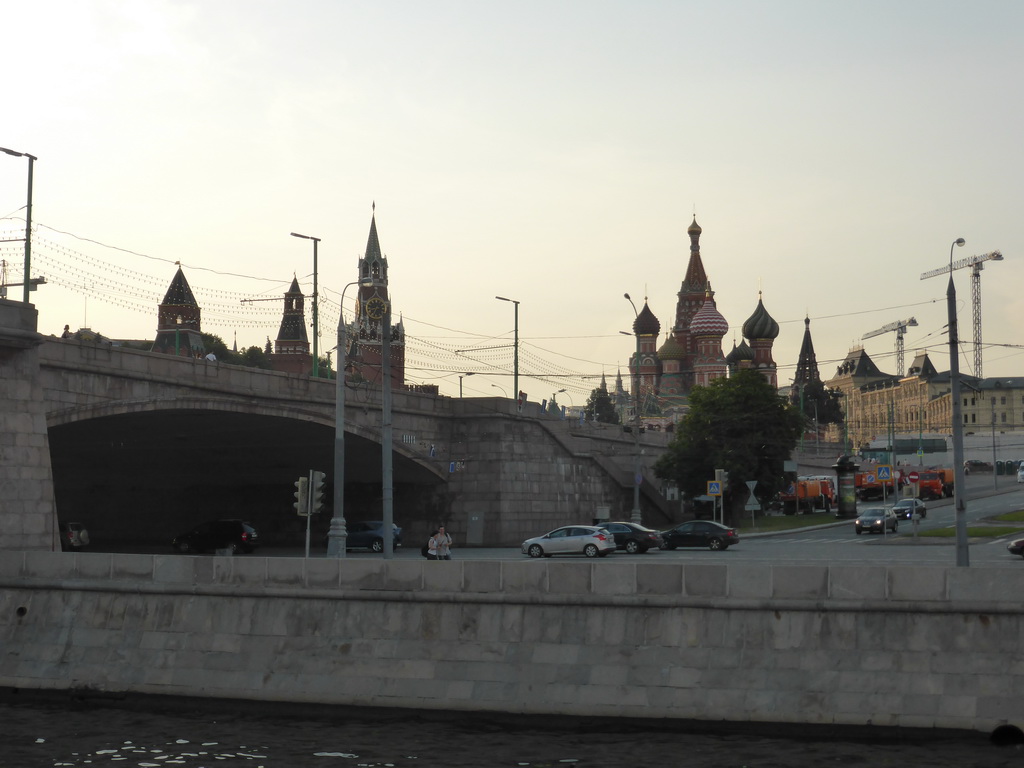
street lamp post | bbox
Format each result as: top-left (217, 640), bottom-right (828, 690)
top-left (623, 292), bottom-right (642, 525)
top-left (495, 296), bottom-right (519, 399)
top-left (947, 237), bottom-right (969, 567)
top-left (0, 146), bottom-right (36, 303)
top-left (327, 278), bottom-right (367, 558)
top-left (459, 372), bottom-right (475, 398)
top-left (491, 383), bottom-right (507, 398)
top-left (290, 232), bottom-right (321, 377)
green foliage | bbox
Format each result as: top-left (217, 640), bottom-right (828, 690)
top-left (654, 370), bottom-right (804, 515)
top-left (199, 333), bottom-right (272, 369)
top-left (792, 379), bottom-right (844, 425)
top-left (585, 385), bottom-right (620, 424)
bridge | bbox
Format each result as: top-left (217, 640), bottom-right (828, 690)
top-left (1, 299), bottom-right (673, 551)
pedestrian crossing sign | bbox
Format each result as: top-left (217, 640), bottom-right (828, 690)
top-left (707, 481), bottom-right (722, 496)
top-left (876, 465), bottom-right (892, 481)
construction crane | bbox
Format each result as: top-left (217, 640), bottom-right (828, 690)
top-left (920, 249), bottom-right (1003, 378)
top-left (863, 317), bottom-right (918, 377)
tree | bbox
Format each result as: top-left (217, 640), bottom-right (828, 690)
top-left (199, 333), bottom-right (272, 369)
top-left (792, 379), bottom-right (844, 426)
top-left (585, 385), bottom-right (620, 424)
top-left (653, 369), bottom-right (804, 523)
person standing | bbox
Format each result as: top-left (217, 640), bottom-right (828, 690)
top-left (425, 529), bottom-right (440, 560)
top-left (61, 324), bottom-right (71, 339)
top-left (435, 526), bottom-right (453, 560)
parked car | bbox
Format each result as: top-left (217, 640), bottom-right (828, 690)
top-left (601, 521), bottom-right (663, 554)
top-left (172, 520), bottom-right (259, 554)
top-left (1017, 465), bottom-right (1024, 484)
top-left (343, 521), bottom-right (402, 552)
top-left (891, 498), bottom-right (927, 520)
top-left (659, 520), bottom-right (738, 551)
top-left (854, 508), bottom-right (898, 535)
top-left (1007, 538), bottom-right (1024, 558)
top-left (963, 460), bottom-right (994, 474)
top-left (521, 525), bottom-right (616, 558)
top-left (58, 522), bottom-right (90, 551)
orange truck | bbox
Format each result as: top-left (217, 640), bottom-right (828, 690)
top-left (917, 467), bottom-right (954, 499)
top-left (854, 471), bottom-right (896, 501)
top-left (780, 476), bottom-right (836, 514)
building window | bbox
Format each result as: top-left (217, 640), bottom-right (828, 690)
top-left (971, 413), bottom-right (976, 423)
top-left (1001, 396), bottom-right (1006, 405)
top-left (1001, 412), bottom-right (1007, 423)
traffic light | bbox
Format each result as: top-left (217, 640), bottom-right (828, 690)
top-left (310, 471), bottom-right (327, 514)
top-left (293, 476), bottom-right (309, 516)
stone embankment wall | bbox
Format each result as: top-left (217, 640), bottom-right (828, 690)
top-left (0, 301), bottom-right (56, 550)
top-left (1, 552), bottom-right (1021, 734)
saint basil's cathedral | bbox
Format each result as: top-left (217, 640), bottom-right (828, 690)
top-left (622, 217), bottom-right (781, 424)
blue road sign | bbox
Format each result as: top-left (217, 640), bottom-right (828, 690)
top-left (876, 465), bottom-right (892, 481)
top-left (707, 481), bottom-right (722, 496)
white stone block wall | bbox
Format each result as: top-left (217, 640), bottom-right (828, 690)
top-left (1, 553), bottom-right (1022, 734)
top-left (0, 301), bottom-right (56, 550)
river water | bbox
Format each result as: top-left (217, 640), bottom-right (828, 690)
top-left (1, 691), bottom-right (1017, 768)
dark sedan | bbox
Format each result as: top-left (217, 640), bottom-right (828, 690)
top-left (659, 520), bottom-right (738, 551)
top-left (173, 519), bottom-right (259, 554)
top-left (601, 521), bottom-right (663, 554)
top-left (964, 460), bottom-right (994, 474)
top-left (1007, 538), bottom-right (1024, 558)
top-left (343, 521), bottom-right (402, 552)
top-left (891, 498), bottom-right (927, 520)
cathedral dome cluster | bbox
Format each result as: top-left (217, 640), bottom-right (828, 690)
top-left (625, 216), bottom-right (779, 420)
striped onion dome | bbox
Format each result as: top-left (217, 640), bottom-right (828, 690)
top-left (689, 291), bottom-right (728, 337)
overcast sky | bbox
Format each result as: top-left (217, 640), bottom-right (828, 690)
top-left (2, 0), bottom-right (1021, 402)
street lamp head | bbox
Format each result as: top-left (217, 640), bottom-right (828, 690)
top-left (954, 238), bottom-right (965, 248)
top-left (623, 292), bottom-right (631, 300)
top-left (290, 232), bottom-right (321, 242)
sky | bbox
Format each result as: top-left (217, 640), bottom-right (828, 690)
top-left (2, 0), bottom-right (1022, 403)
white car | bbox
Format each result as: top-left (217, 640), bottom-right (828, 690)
top-left (521, 525), bottom-right (616, 558)
top-left (1017, 464), bottom-right (1024, 484)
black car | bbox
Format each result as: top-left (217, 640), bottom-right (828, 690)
top-left (891, 498), bottom-right (927, 520)
top-left (964, 460), bottom-right (994, 474)
top-left (344, 521), bottom-right (402, 552)
top-left (659, 520), bottom-right (738, 551)
top-left (601, 521), bottom-right (663, 554)
top-left (173, 520), bottom-right (259, 554)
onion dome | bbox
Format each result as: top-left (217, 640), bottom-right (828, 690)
top-left (687, 216), bottom-right (702, 236)
top-left (725, 339), bottom-right (754, 364)
top-left (657, 333), bottom-right (686, 360)
top-left (689, 290), bottom-right (728, 337)
top-left (632, 301), bottom-right (661, 336)
top-left (741, 293), bottom-right (780, 340)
